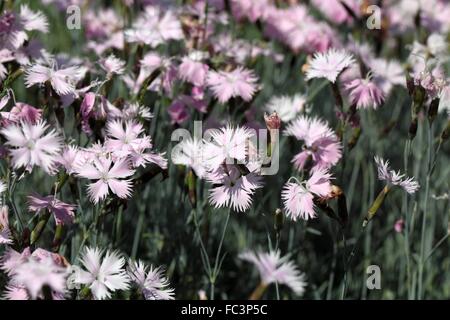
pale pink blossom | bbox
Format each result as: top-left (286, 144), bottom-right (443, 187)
top-left (203, 125), bottom-right (255, 170)
top-left (12, 256), bottom-right (68, 299)
top-left (282, 169), bottom-right (333, 221)
top-left (1, 248), bottom-right (31, 275)
top-left (368, 59), bottom-right (405, 95)
top-left (125, 6), bottom-right (184, 47)
top-left (24, 62), bottom-right (84, 96)
top-left (178, 54), bottom-right (209, 87)
top-left (0, 120), bottom-right (63, 174)
top-left (264, 94), bottom-right (306, 123)
top-left (231, 0), bottom-right (271, 22)
top-left (77, 157), bottom-right (135, 203)
top-left (56, 145), bottom-right (86, 175)
top-left (0, 6), bottom-right (48, 49)
top-left (105, 120), bottom-right (167, 169)
top-left (3, 285), bottom-right (29, 300)
top-left (285, 116), bottom-right (342, 171)
top-left (264, 6), bottom-right (337, 53)
top-left (239, 250), bottom-right (306, 295)
top-left (105, 120), bottom-right (149, 157)
top-left (172, 138), bottom-right (207, 178)
top-left (206, 67), bottom-right (259, 103)
top-left (19, 5), bottom-right (49, 33)
top-left (374, 156), bottom-right (420, 194)
top-left (80, 92), bottom-right (96, 134)
top-left (311, 0), bottom-right (360, 24)
top-left (100, 54), bottom-right (126, 76)
top-left (127, 260), bottom-right (175, 300)
top-left (1, 246), bottom-right (69, 300)
top-left (4, 103), bottom-right (42, 125)
top-left (207, 164), bottom-right (263, 212)
top-left (27, 193), bottom-right (76, 225)
top-left (345, 78), bottom-right (385, 109)
top-left (306, 49), bottom-right (355, 83)
top-left (73, 247), bottom-right (130, 300)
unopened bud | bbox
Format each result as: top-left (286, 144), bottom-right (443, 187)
top-left (264, 111), bottom-right (281, 130)
top-left (428, 98), bottom-right (439, 124)
top-left (412, 86), bottom-right (426, 113)
top-left (274, 208), bottom-right (284, 233)
top-left (441, 119), bottom-right (450, 142)
top-left (409, 117), bottom-right (418, 140)
top-left (406, 73), bottom-right (415, 95)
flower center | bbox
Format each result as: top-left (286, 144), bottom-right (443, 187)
top-left (27, 139), bottom-right (36, 150)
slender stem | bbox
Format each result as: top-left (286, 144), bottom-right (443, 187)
top-left (7, 173), bottom-right (24, 231)
top-left (192, 206), bottom-right (213, 283)
top-left (403, 140), bottom-right (412, 299)
top-left (249, 282), bottom-right (268, 300)
top-left (418, 122), bottom-right (433, 299)
top-left (340, 229), bottom-right (348, 299)
top-left (210, 209), bottom-right (231, 300)
top-left (274, 232), bottom-right (280, 300)
top-left (425, 234), bottom-right (449, 263)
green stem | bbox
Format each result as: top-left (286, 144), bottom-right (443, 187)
top-left (340, 229), bottom-right (348, 299)
top-left (403, 140), bottom-right (412, 299)
top-left (210, 209), bottom-right (231, 300)
top-left (418, 122), bottom-right (433, 299)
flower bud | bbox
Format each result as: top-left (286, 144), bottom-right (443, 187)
top-left (441, 119), bottom-right (450, 142)
top-left (428, 98), bottom-right (439, 124)
top-left (274, 208), bottom-right (284, 233)
top-left (264, 111), bottom-right (281, 130)
top-left (409, 117), bottom-right (418, 140)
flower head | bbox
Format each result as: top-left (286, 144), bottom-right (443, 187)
top-left (203, 125), bottom-right (256, 171)
top-left (207, 164), bottom-right (263, 212)
top-left (306, 49), bottom-right (355, 83)
top-left (73, 247), bottom-right (130, 300)
top-left (125, 6), bottom-right (183, 47)
top-left (374, 156), bottom-right (420, 194)
top-left (345, 77), bottom-right (385, 109)
top-left (264, 94), bottom-right (306, 123)
top-left (178, 54), bottom-right (209, 87)
top-left (105, 120), bottom-right (167, 169)
top-left (285, 116), bottom-right (342, 170)
top-left (24, 62), bottom-right (84, 96)
top-left (27, 193), bottom-right (76, 225)
top-left (77, 157), bottom-right (135, 203)
top-left (206, 67), bottom-right (259, 103)
top-left (0, 120), bottom-right (63, 174)
top-left (172, 138), bottom-right (207, 178)
top-left (239, 250), bottom-right (306, 296)
top-left (12, 256), bottom-right (68, 300)
top-left (127, 260), bottom-right (175, 300)
top-left (282, 169), bottom-right (332, 220)
top-left (100, 54), bottom-right (126, 76)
